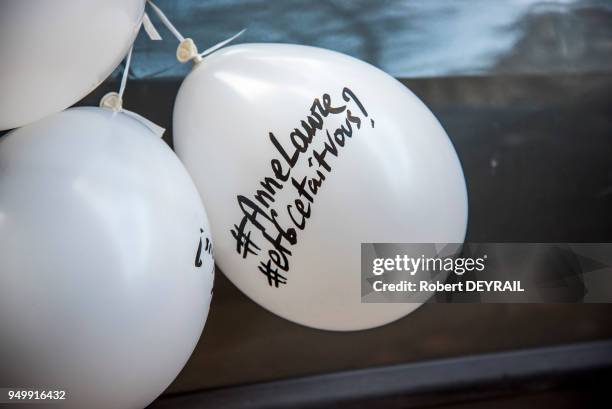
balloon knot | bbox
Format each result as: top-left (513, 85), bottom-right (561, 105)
top-left (100, 92), bottom-right (123, 112)
top-left (177, 38), bottom-right (202, 64)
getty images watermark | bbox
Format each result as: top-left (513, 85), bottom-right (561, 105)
top-left (361, 243), bottom-right (612, 303)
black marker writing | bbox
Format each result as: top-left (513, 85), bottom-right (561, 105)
top-left (230, 87), bottom-right (373, 287)
top-left (195, 228), bottom-right (214, 268)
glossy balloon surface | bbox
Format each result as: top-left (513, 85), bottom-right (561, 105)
top-left (0, 0), bottom-right (145, 130)
top-left (0, 107), bottom-right (214, 408)
top-left (174, 44), bottom-right (467, 331)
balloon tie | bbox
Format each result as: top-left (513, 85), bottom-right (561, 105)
top-left (146, 0), bottom-right (245, 65)
top-left (99, 37), bottom-right (165, 138)
top-left (100, 44), bottom-right (133, 112)
top-left (146, 0), bottom-right (185, 42)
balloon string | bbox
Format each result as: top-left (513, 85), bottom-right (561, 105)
top-left (100, 45), bottom-right (133, 112)
top-left (142, 13), bottom-right (163, 41)
top-left (147, 0), bottom-right (185, 43)
top-left (199, 29), bottom-right (246, 58)
top-left (146, 0), bottom-right (245, 63)
top-left (99, 26), bottom-right (166, 138)
top-left (118, 45), bottom-right (133, 102)
top-left (100, 8), bottom-right (162, 111)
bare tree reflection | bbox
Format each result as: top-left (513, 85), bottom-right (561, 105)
top-left (126, 0), bottom-right (612, 79)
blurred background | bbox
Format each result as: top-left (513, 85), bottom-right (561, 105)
top-left (122, 0), bottom-right (612, 79)
top-left (87, 0), bottom-right (612, 408)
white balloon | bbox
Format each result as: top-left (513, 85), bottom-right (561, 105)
top-left (0, 0), bottom-right (145, 130)
top-left (173, 44), bottom-right (468, 331)
top-left (0, 107), bottom-right (214, 408)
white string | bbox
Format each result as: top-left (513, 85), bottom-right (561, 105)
top-left (99, 39), bottom-right (166, 137)
top-left (102, 0), bottom-right (247, 136)
top-left (199, 29), bottom-right (246, 58)
top-left (118, 45), bottom-right (133, 101)
top-left (147, 0), bottom-right (185, 42)
top-left (142, 13), bottom-right (163, 41)
top-left (122, 110), bottom-right (166, 137)
top-left (146, 0), bottom-right (245, 63)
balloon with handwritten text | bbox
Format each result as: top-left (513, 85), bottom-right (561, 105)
top-left (174, 44), bottom-right (468, 331)
top-left (0, 107), bottom-right (214, 408)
